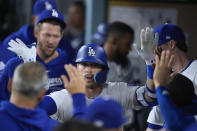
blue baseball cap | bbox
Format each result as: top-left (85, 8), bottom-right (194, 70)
top-left (85, 96), bottom-right (126, 129)
top-left (37, 9), bottom-right (66, 29)
top-left (33, 0), bottom-right (57, 16)
top-left (154, 24), bottom-right (185, 46)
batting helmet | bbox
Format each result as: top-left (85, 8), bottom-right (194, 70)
top-left (75, 43), bottom-right (109, 84)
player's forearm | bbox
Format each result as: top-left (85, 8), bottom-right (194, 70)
top-left (156, 86), bottom-right (182, 130)
top-left (72, 93), bottom-right (87, 119)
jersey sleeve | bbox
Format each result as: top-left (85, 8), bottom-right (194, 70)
top-left (0, 57), bottom-right (23, 101)
top-left (48, 89), bottom-right (73, 122)
top-left (147, 106), bottom-right (164, 127)
top-left (156, 86), bottom-right (197, 130)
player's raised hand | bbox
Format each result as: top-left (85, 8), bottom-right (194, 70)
top-left (154, 50), bottom-right (174, 88)
top-left (61, 64), bottom-right (86, 94)
top-left (135, 27), bottom-right (159, 65)
top-left (8, 38), bottom-right (36, 63)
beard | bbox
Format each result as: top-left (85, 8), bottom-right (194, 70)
top-left (37, 41), bottom-right (57, 59)
top-left (113, 52), bottom-right (129, 67)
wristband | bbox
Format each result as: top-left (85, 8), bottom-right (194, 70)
top-left (147, 65), bottom-right (154, 79)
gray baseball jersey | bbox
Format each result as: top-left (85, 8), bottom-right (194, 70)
top-left (48, 82), bottom-right (143, 125)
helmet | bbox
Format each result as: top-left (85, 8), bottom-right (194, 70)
top-left (75, 43), bottom-right (109, 83)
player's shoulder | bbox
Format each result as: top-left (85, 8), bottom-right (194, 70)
top-left (3, 25), bottom-right (31, 47)
top-left (55, 48), bottom-right (71, 63)
top-left (5, 57), bottom-right (23, 71)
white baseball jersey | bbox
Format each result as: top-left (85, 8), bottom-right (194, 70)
top-left (147, 60), bottom-right (197, 127)
top-left (48, 82), bottom-right (142, 125)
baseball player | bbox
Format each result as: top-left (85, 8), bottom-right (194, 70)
top-left (143, 24), bottom-right (197, 131)
top-left (3, 0), bottom-right (75, 62)
top-left (0, 9), bottom-right (72, 101)
top-left (153, 50), bottom-right (197, 131)
top-left (40, 43), bottom-right (156, 124)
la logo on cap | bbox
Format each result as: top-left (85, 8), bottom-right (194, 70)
top-left (88, 47), bottom-right (96, 56)
top-left (45, 1), bottom-right (52, 10)
top-left (52, 9), bottom-right (58, 17)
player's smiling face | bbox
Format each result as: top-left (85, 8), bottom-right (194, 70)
top-left (37, 23), bottom-right (62, 58)
top-left (77, 62), bottom-right (103, 87)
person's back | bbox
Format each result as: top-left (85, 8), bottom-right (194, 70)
top-left (0, 62), bottom-right (58, 131)
top-left (0, 101), bottom-right (57, 131)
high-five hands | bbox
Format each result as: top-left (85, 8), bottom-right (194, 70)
top-left (153, 50), bottom-right (175, 88)
top-left (136, 27), bottom-right (159, 65)
top-left (8, 38), bottom-right (36, 63)
top-left (61, 64), bottom-right (86, 94)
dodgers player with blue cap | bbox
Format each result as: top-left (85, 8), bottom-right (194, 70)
top-left (3, 0), bottom-right (75, 63)
top-left (138, 24), bottom-right (197, 130)
top-left (40, 43), bottom-right (159, 125)
top-left (1, 0), bottom-right (57, 71)
top-left (0, 9), bottom-right (72, 104)
top-left (150, 49), bottom-right (197, 131)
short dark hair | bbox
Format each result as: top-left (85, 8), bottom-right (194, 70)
top-left (54, 119), bottom-right (103, 131)
top-left (175, 40), bottom-right (188, 53)
top-left (37, 19), bottom-right (65, 32)
top-left (106, 21), bottom-right (134, 40)
top-left (167, 74), bottom-right (194, 107)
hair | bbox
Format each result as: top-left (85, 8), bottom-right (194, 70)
top-left (54, 119), bottom-right (103, 131)
top-left (175, 40), bottom-right (188, 53)
top-left (71, 1), bottom-right (85, 13)
top-left (12, 62), bottom-right (48, 98)
top-left (106, 21), bottom-right (134, 40)
top-left (166, 74), bottom-right (194, 107)
top-left (37, 19), bottom-right (65, 32)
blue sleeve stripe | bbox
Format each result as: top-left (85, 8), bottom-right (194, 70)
top-left (143, 90), bottom-right (157, 107)
top-left (148, 123), bottom-right (163, 129)
top-left (146, 85), bottom-right (155, 93)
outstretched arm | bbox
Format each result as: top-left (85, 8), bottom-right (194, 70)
top-left (61, 64), bottom-right (87, 119)
top-left (134, 27), bottom-right (159, 107)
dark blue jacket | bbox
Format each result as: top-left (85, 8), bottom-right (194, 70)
top-left (0, 101), bottom-right (58, 131)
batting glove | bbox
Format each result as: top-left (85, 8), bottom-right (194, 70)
top-left (136, 27), bottom-right (159, 65)
top-left (8, 38), bottom-right (36, 63)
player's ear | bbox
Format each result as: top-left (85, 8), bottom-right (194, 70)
top-left (168, 40), bottom-right (176, 50)
top-left (38, 89), bottom-right (46, 101)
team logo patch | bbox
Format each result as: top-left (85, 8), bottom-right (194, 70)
top-left (88, 47), bottom-right (95, 56)
top-left (52, 9), bottom-right (58, 17)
